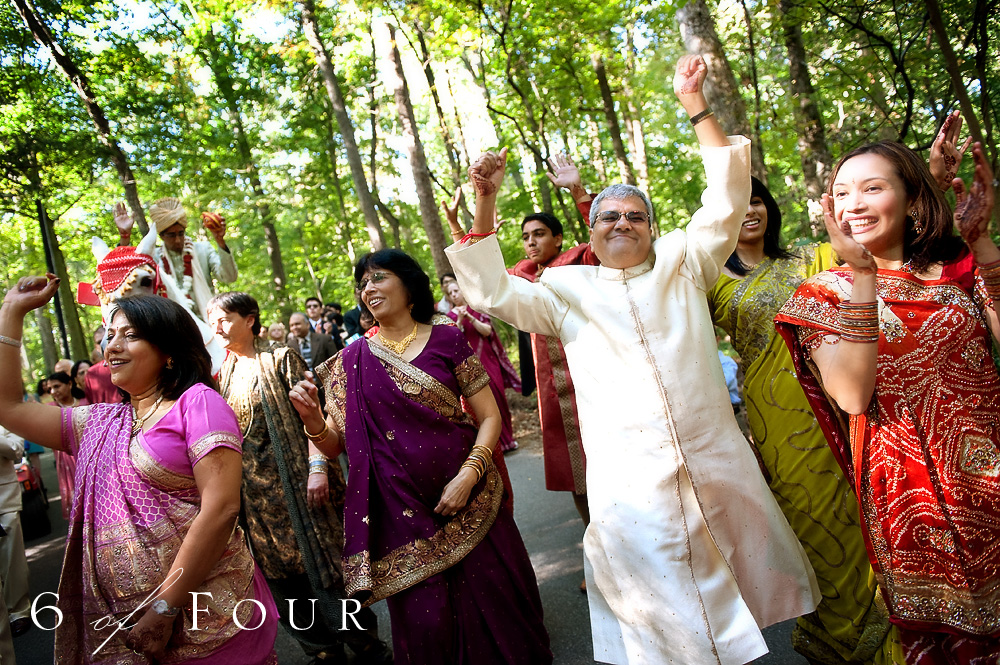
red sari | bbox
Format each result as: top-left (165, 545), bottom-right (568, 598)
top-left (776, 259), bottom-right (1000, 663)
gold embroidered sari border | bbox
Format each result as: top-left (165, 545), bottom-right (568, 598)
top-left (343, 466), bottom-right (504, 606)
top-left (131, 438), bottom-right (196, 491)
top-left (369, 340), bottom-right (463, 412)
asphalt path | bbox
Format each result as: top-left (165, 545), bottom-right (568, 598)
top-left (16, 444), bottom-right (807, 664)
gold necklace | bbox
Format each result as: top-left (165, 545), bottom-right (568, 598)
top-left (378, 321), bottom-right (419, 355)
top-left (131, 394), bottom-right (164, 438)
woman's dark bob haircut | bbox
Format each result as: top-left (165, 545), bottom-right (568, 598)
top-left (107, 296), bottom-right (217, 402)
top-left (354, 249), bottom-right (436, 324)
top-left (207, 292), bottom-right (262, 335)
top-left (828, 141), bottom-right (963, 273)
top-left (48, 371), bottom-right (85, 400)
top-left (725, 176), bottom-right (796, 276)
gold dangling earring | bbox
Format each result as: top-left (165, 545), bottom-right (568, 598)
top-left (166, 358), bottom-right (174, 369)
top-left (910, 210), bottom-right (923, 234)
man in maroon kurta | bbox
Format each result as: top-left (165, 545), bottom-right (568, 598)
top-left (509, 210), bottom-right (597, 527)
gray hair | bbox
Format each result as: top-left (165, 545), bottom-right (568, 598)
top-left (589, 184), bottom-right (654, 228)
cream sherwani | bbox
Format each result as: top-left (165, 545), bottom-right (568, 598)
top-left (446, 137), bottom-right (818, 665)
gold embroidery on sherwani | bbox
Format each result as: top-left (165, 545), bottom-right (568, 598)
top-left (342, 464), bottom-right (504, 605)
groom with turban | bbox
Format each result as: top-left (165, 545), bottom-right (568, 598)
top-left (115, 198), bottom-right (238, 320)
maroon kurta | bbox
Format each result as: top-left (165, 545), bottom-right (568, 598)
top-left (509, 242), bottom-right (598, 493)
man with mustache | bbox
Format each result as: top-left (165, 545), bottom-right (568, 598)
top-left (446, 55), bottom-right (818, 665)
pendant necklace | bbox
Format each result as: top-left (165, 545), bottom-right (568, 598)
top-left (378, 321), bottom-right (419, 355)
top-left (131, 394), bottom-right (164, 438)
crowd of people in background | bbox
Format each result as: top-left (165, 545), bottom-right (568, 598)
top-left (1, 55), bottom-right (998, 665)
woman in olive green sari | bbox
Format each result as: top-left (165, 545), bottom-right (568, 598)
top-left (708, 177), bottom-right (893, 664)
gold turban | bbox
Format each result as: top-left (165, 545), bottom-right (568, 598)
top-left (149, 197), bottom-right (188, 234)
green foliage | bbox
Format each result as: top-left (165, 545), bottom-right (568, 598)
top-left (2, 0), bottom-right (996, 374)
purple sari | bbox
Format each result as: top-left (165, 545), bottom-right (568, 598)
top-left (447, 307), bottom-right (521, 452)
top-left (318, 325), bottom-right (550, 664)
top-left (55, 384), bottom-right (277, 665)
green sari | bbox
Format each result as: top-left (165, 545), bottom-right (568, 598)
top-left (709, 244), bottom-right (895, 664)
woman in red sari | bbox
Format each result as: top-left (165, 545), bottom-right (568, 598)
top-left (445, 281), bottom-right (521, 452)
top-left (776, 140), bottom-right (999, 663)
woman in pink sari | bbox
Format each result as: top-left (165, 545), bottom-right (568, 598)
top-left (0, 281), bottom-right (277, 664)
top-left (445, 281), bottom-right (521, 452)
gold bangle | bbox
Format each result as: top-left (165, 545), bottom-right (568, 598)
top-left (304, 422), bottom-right (329, 442)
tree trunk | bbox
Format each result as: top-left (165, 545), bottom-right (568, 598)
top-left (622, 25), bottom-right (650, 191)
top-left (588, 116), bottom-right (608, 182)
top-left (37, 200), bottom-right (88, 360)
top-left (779, 0), bottom-right (833, 227)
top-left (413, 24), bottom-right (462, 186)
top-left (34, 310), bottom-right (57, 373)
top-left (322, 101), bottom-right (358, 263)
top-left (300, 0), bottom-right (386, 251)
top-left (925, 0), bottom-right (989, 160)
top-left (12, 0), bottom-right (149, 234)
top-left (591, 54), bottom-right (636, 185)
top-left (677, 0), bottom-right (767, 180)
top-left (386, 23), bottom-right (451, 278)
top-left (200, 30), bottom-right (288, 298)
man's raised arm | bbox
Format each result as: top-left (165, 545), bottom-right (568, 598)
top-left (445, 149), bottom-right (569, 338)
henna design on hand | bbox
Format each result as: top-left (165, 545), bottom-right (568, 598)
top-left (468, 152), bottom-right (503, 197)
top-left (954, 179), bottom-right (988, 245)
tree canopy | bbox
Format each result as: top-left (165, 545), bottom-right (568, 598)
top-left (2, 0), bottom-right (996, 378)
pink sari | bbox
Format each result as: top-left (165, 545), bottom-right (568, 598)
top-left (55, 384), bottom-right (277, 664)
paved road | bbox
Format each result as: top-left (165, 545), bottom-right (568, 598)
top-left (16, 447), bottom-right (807, 664)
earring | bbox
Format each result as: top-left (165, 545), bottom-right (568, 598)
top-left (910, 211), bottom-right (923, 234)
top-left (166, 358), bottom-right (174, 369)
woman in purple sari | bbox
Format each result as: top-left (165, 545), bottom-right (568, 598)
top-left (0, 280), bottom-right (277, 664)
top-left (290, 250), bottom-right (551, 664)
top-left (445, 281), bottom-right (521, 452)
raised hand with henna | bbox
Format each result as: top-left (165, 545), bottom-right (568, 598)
top-left (953, 143), bottom-right (996, 258)
top-left (468, 148), bottom-right (508, 198)
top-left (929, 111), bottom-right (972, 191)
top-left (820, 194), bottom-right (876, 275)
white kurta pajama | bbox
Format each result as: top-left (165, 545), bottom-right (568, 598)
top-left (446, 137), bottom-right (818, 665)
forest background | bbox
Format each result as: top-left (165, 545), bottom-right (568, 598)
top-left (2, 0), bottom-right (997, 380)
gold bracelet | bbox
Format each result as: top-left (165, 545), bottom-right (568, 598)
top-left (0, 334), bottom-right (21, 349)
top-left (304, 422), bottom-right (330, 442)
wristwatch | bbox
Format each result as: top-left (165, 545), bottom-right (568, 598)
top-left (151, 599), bottom-right (181, 617)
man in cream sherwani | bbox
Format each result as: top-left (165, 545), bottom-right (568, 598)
top-left (446, 56), bottom-right (818, 665)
